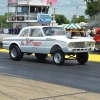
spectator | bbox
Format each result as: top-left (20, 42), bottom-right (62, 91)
top-left (90, 28), bottom-right (94, 37)
top-left (85, 28), bottom-right (91, 37)
top-left (71, 28), bottom-right (76, 37)
top-left (14, 27), bottom-right (20, 35)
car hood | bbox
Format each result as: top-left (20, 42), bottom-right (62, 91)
top-left (46, 36), bottom-right (94, 42)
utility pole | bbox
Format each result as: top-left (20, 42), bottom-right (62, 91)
top-left (52, 7), bottom-right (57, 21)
top-left (51, 7), bottom-right (57, 26)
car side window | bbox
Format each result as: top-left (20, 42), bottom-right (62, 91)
top-left (19, 29), bottom-right (29, 37)
top-left (29, 28), bottom-right (43, 37)
top-left (46, 29), bottom-right (54, 36)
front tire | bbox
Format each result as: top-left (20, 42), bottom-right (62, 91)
top-left (9, 45), bottom-right (23, 61)
top-left (53, 51), bottom-right (65, 65)
top-left (76, 52), bottom-right (88, 64)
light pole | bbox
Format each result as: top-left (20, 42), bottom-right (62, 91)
top-left (51, 7), bottom-right (57, 26)
top-left (52, 7), bottom-right (57, 21)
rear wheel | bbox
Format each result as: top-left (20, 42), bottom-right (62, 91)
top-left (9, 45), bottom-right (23, 61)
top-left (76, 52), bottom-right (88, 64)
top-left (35, 53), bottom-right (47, 60)
top-left (53, 51), bottom-right (65, 65)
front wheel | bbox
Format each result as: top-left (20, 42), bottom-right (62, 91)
top-left (53, 51), bottom-right (65, 65)
top-left (76, 52), bottom-right (88, 64)
top-left (9, 45), bottom-right (23, 61)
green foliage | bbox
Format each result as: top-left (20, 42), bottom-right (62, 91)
top-left (71, 15), bottom-right (88, 23)
top-left (0, 13), bottom-right (13, 28)
top-left (85, 0), bottom-right (100, 16)
top-left (55, 14), bottom-right (70, 25)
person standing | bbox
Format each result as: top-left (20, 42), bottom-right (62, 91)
top-left (85, 28), bottom-right (91, 37)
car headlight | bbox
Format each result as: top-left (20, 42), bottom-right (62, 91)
top-left (68, 43), bottom-right (74, 48)
top-left (86, 42), bottom-right (95, 47)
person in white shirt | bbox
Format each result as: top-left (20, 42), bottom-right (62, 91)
top-left (85, 28), bottom-right (91, 37)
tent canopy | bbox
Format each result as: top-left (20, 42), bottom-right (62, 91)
top-left (64, 22), bottom-right (81, 29)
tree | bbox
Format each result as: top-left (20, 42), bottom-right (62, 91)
top-left (84, 0), bottom-right (100, 16)
top-left (55, 14), bottom-right (70, 25)
top-left (71, 15), bottom-right (88, 23)
top-left (0, 13), bottom-right (13, 28)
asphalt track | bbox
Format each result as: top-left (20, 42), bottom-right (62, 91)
top-left (0, 49), bottom-right (100, 62)
top-left (0, 49), bottom-right (100, 100)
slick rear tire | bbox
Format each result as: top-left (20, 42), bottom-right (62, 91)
top-left (76, 52), bottom-right (88, 64)
top-left (9, 45), bottom-right (23, 61)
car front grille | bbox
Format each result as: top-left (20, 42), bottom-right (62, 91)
top-left (74, 42), bottom-right (85, 48)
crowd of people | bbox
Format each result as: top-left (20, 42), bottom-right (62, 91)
top-left (2, 27), bottom-right (22, 35)
top-left (1, 26), bottom-right (97, 38)
top-left (66, 27), bottom-right (96, 37)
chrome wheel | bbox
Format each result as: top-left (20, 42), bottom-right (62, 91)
top-left (53, 51), bottom-right (64, 65)
top-left (11, 48), bottom-right (17, 58)
top-left (54, 53), bottom-right (62, 64)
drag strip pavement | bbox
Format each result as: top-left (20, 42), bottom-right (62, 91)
top-left (0, 52), bottom-right (100, 94)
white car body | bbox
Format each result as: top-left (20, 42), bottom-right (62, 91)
top-left (2, 26), bottom-right (95, 65)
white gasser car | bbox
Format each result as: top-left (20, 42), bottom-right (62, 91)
top-left (2, 26), bottom-right (95, 65)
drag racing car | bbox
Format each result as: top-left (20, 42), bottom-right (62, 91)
top-left (2, 26), bottom-right (95, 65)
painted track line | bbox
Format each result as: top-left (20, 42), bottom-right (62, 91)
top-left (0, 49), bottom-right (100, 62)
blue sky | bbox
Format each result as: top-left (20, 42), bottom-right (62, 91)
top-left (0, 0), bottom-right (87, 21)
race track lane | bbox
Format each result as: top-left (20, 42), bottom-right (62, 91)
top-left (0, 49), bottom-right (100, 62)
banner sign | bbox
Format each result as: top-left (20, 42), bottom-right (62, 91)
top-left (37, 14), bottom-right (51, 23)
top-left (18, 0), bottom-right (27, 4)
top-left (8, 16), bottom-right (16, 21)
top-left (8, 0), bottom-right (18, 4)
top-left (43, 0), bottom-right (57, 5)
top-left (17, 16), bottom-right (24, 21)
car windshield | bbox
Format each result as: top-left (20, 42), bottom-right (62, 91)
top-left (42, 27), bottom-right (66, 36)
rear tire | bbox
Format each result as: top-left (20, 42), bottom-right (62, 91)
top-left (76, 52), bottom-right (88, 64)
top-left (53, 51), bottom-right (65, 65)
top-left (9, 45), bottom-right (23, 61)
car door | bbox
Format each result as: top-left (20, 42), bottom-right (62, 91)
top-left (19, 28), bottom-right (30, 52)
top-left (27, 28), bottom-right (46, 53)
